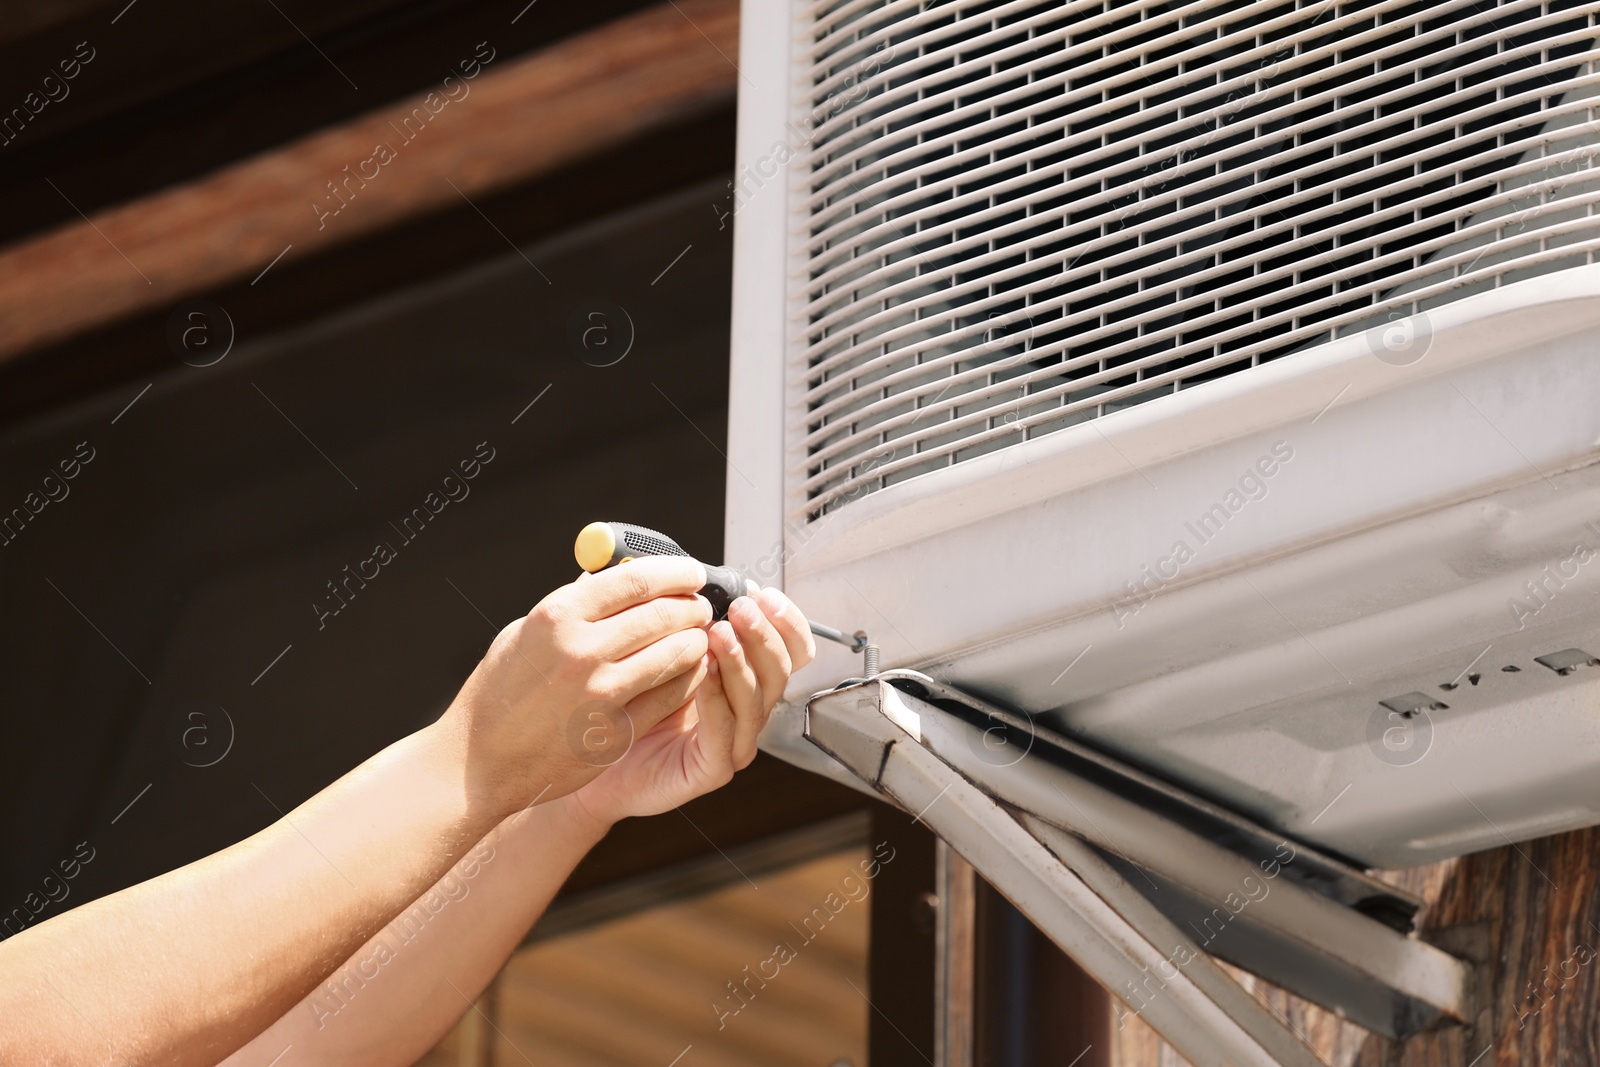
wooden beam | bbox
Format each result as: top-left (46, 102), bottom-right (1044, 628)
top-left (0, 0), bottom-right (737, 362)
top-left (0, 0), bottom-right (102, 46)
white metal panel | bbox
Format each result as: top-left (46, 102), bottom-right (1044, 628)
top-left (777, 269), bottom-right (1600, 866)
top-left (735, 0), bottom-right (1600, 865)
top-left (724, 0), bottom-right (799, 582)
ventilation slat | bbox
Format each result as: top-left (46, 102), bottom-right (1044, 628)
top-left (800, 233), bottom-right (1600, 508)
top-left (806, 16), bottom-right (1592, 265)
top-left (804, 106), bottom-right (1599, 394)
top-left (796, 0), bottom-right (1600, 519)
top-left (797, 226), bottom-right (1600, 502)
top-left (803, 0), bottom-right (1508, 206)
top-left (798, 145), bottom-right (1600, 435)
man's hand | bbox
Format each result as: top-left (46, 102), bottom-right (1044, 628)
top-left (442, 555), bottom-right (716, 820)
top-left (567, 586), bottom-right (816, 827)
top-left (220, 583), bottom-right (818, 1067)
top-left (0, 557), bottom-right (772, 1067)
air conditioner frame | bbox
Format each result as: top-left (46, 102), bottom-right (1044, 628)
top-left (727, 0), bottom-right (1600, 871)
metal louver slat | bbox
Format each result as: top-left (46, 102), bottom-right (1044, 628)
top-left (803, 97), bottom-right (1597, 389)
top-left (794, 0), bottom-right (1600, 521)
top-left (802, 6), bottom-right (1584, 285)
top-left (802, 134), bottom-right (1600, 426)
top-left (799, 139), bottom-right (1600, 482)
top-left (802, 0), bottom-right (1516, 216)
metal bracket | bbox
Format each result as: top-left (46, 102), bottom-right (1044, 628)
top-left (804, 672), bottom-right (1476, 1067)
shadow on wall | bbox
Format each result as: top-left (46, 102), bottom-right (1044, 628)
top-left (0, 178), bottom-right (734, 928)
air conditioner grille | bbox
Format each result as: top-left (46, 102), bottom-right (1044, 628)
top-left (794, 0), bottom-right (1600, 519)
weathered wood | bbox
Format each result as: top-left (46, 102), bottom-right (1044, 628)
top-left (0, 0), bottom-right (737, 362)
top-left (0, 0), bottom-right (101, 45)
top-left (1111, 826), bottom-right (1600, 1066)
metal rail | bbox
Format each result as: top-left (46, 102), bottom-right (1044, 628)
top-left (804, 673), bottom-right (1477, 1065)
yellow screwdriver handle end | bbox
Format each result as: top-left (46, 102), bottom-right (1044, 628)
top-left (574, 521), bottom-right (620, 573)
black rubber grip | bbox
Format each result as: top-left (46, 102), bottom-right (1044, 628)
top-left (700, 565), bottom-right (748, 622)
top-left (587, 522), bottom-right (748, 619)
top-left (617, 523), bottom-right (686, 560)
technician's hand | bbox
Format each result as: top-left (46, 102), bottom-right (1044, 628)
top-left (567, 586), bottom-right (816, 826)
top-left (442, 555), bottom-right (713, 819)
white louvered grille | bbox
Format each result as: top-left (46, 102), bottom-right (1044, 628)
top-left (794, 0), bottom-right (1600, 519)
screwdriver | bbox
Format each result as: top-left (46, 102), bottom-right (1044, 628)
top-left (573, 521), bottom-right (869, 654)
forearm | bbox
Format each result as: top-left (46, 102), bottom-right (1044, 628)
top-left (0, 558), bottom-right (726, 1066)
top-left (221, 793), bottom-right (612, 1067)
top-left (0, 719), bottom-right (510, 1067)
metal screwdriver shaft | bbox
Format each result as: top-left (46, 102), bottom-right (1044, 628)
top-left (807, 619), bottom-right (868, 653)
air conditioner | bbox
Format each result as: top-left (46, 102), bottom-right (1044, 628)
top-left (725, 0), bottom-right (1600, 873)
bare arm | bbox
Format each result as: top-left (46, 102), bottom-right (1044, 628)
top-left (0, 557), bottom-right (715, 1067)
top-left (218, 794), bottom-right (611, 1067)
top-left (222, 586), bottom-right (815, 1067)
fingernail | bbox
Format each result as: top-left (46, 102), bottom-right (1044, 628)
top-left (757, 587), bottom-right (785, 615)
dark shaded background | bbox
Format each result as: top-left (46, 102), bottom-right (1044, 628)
top-left (0, 0), bottom-right (871, 935)
top-left (0, 7), bottom-right (922, 1062)
top-left (0, 178), bottom-right (750, 920)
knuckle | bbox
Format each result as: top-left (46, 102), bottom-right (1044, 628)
top-left (585, 669), bottom-right (624, 705)
top-left (547, 618), bottom-right (588, 660)
top-left (559, 658), bottom-right (593, 693)
top-left (524, 601), bottom-right (563, 633)
top-left (531, 595), bottom-right (565, 626)
top-left (624, 569), bottom-right (652, 604)
top-left (492, 616), bottom-right (525, 652)
top-left (563, 640), bottom-right (599, 677)
top-left (676, 633), bottom-right (708, 671)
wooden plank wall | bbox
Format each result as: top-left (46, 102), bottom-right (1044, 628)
top-left (0, 0), bottom-right (738, 363)
top-left (420, 848), bottom-right (872, 1067)
top-left (1113, 826), bottom-right (1600, 1066)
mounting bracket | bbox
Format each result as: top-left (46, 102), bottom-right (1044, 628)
top-left (804, 671), bottom-right (1476, 1067)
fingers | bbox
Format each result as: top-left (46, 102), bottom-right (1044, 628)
top-left (753, 587), bottom-right (816, 671)
top-left (567, 556), bottom-right (706, 621)
top-left (693, 656), bottom-right (739, 771)
top-left (726, 596), bottom-right (792, 710)
top-left (607, 625), bottom-right (710, 706)
top-left (713, 607), bottom-right (780, 767)
top-left (707, 619), bottom-right (764, 766)
top-left (703, 591), bottom-right (808, 768)
top-left (594, 594), bottom-right (712, 658)
top-left (623, 649), bottom-right (710, 735)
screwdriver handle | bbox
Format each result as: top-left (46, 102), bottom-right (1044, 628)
top-left (574, 520), bottom-right (685, 571)
top-left (700, 564), bottom-right (754, 621)
top-left (574, 521), bottom-right (752, 621)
